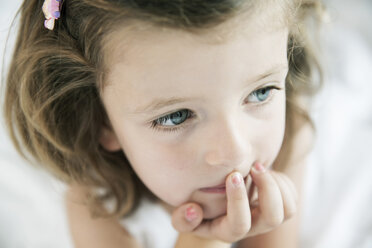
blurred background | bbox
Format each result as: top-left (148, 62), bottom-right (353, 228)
top-left (0, 0), bottom-right (371, 247)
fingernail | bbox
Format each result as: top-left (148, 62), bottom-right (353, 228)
top-left (252, 162), bottom-right (266, 173)
top-left (185, 206), bottom-right (197, 222)
top-left (230, 172), bottom-right (243, 187)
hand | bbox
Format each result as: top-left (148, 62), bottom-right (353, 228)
top-left (171, 163), bottom-right (298, 243)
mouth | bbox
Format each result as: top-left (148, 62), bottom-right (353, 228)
top-left (199, 176), bottom-right (248, 194)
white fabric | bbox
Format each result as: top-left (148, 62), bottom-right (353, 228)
top-left (0, 0), bottom-right (371, 247)
top-left (0, 2), bottom-right (74, 247)
top-left (299, 4), bottom-right (372, 247)
top-left (118, 198), bottom-right (178, 248)
top-left (118, 197), bottom-right (239, 248)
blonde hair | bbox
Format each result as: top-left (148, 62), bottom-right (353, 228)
top-left (3, 0), bottom-right (324, 219)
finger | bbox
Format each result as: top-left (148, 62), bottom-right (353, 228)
top-left (171, 203), bottom-right (204, 233)
top-left (270, 172), bottom-right (297, 219)
top-left (191, 171), bottom-right (251, 243)
top-left (278, 172), bottom-right (298, 203)
top-left (250, 163), bottom-right (284, 228)
top-left (225, 171), bottom-right (251, 237)
top-left (245, 174), bottom-right (255, 203)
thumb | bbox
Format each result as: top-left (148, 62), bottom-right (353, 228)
top-left (171, 203), bottom-right (204, 233)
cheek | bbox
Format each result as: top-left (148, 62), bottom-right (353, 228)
top-left (256, 96), bottom-right (286, 165)
top-left (121, 136), bottom-right (195, 205)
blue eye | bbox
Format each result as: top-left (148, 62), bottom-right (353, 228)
top-left (156, 110), bottom-right (190, 126)
top-left (150, 109), bottom-right (194, 132)
top-left (247, 86), bottom-right (279, 103)
top-left (149, 85), bottom-right (282, 133)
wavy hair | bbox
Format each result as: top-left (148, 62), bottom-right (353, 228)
top-left (3, 0), bottom-right (324, 219)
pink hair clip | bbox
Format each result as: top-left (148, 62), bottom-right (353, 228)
top-left (42, 0), bottom-right (62, 30)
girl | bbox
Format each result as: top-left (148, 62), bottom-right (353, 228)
top-left (3, 0), bottom-right (324, 247)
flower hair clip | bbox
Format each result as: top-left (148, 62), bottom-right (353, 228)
top-left (42, 0), bottom-right (62, 30)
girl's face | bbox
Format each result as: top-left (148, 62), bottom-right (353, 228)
top-left (100, 15), bottom-right (289, 219)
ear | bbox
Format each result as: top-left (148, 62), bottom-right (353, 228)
top-left (99, 125), bottom-right (122, 152)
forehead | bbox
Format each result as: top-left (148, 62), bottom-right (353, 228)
top-left (99, 5), bottom-right (290, 116)
top-left (101, 2), bottom-right (290, 76)
top-left (102, 27), bottom-right (288, 112)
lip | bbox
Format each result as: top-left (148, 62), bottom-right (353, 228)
top-left (199, 176), bottom-right (248, 194)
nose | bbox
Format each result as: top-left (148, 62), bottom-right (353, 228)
top-left (203, 115), bottom-right (251, 169)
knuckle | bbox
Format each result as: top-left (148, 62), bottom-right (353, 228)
top-left (230, 221), bottom-right (251, 239)
top-left (285, 206), bottom-right (297, 219)
top-left (229, 229), bottom-right (246, 241)
top-left (266, 214), bottom-right (284, 227)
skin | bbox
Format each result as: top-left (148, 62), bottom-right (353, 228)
top-left (97, 10), bottom-right (299, 244)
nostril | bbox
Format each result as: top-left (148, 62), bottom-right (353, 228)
top-left (204, 150), bottom-right (248, 169)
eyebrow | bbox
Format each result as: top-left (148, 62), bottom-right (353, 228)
top-left (133, 63), bottom-right (288, 113)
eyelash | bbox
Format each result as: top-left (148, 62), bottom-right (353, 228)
top-left (149, 85), bottom-right (282, 133)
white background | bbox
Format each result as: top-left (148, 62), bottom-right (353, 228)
top-left (1, 1), bottom-right (371, 247)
